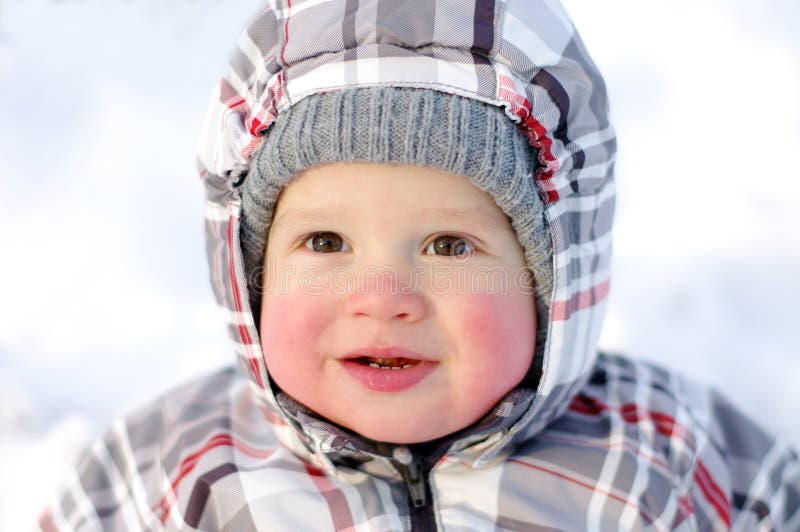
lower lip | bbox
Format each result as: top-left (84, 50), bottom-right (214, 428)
top-left (340, 360), bottom-right (437, 392)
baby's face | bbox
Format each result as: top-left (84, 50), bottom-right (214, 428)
top-left (259, 162), bottom-right (536, 443)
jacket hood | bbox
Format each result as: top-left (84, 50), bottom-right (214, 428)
top-left (197, 0), bottom-right (615, 469)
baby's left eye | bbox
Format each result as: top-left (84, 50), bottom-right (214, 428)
top-left (424, 235), bottom-right (474, 257)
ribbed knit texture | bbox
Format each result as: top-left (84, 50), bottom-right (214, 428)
top-left (241, 87), bottom-right (552, 356)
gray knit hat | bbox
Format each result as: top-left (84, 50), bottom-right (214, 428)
top-left (241, 87), bottom-right (552, 356)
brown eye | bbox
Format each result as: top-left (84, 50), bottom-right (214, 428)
top-left (305, 232), bottom-right (348, 253)
top-left (426, 235), bottom-right (474, 256)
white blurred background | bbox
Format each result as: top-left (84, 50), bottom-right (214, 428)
top-left (0, 0), bottom-right (798, 528)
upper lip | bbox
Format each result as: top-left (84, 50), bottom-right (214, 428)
top-left (339, 346), bottom-right (432, 361)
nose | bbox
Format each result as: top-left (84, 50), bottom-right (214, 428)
top-left (344, 266), bottom-right (426, 322)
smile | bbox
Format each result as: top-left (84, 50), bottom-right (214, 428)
top-left (355, 357), bottom-right (420, 370)
top-left (339, 347), bottom-right (436, 391)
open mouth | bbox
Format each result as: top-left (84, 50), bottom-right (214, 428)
top-left (341, 350), bottom-right (436, 392)
top-left (353, 357), bottom-right (421, 370)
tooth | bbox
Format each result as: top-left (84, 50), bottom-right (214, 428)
top-left (369, 362), bottom-right (381, 369)
top-left (391, 366), bottom-right (401, 370)
top-left (402, 364), bottom-right (411, 369)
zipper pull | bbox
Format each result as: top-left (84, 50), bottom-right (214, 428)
top-left (393, 446), bottom-right (427, 508)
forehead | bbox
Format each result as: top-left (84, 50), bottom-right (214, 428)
top-left (271, 162), bottom-right (511, 229)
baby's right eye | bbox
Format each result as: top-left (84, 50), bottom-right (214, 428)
top-left (304, 232), bottom-right (351, 253)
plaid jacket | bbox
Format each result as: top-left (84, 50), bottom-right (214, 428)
top-left (41, 1), bottom-right (800, 530)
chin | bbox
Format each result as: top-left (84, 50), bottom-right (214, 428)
top-left (341, 414), bottom-right (463, 445)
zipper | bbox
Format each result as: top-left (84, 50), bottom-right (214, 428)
top-left (393, 446), bottom-right (437, 531)
top-left (394, 446), bottom-right (426, 507)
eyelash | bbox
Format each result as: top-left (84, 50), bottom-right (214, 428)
top-left (300, 232), bottom-right (476, 257)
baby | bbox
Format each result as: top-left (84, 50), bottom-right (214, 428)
top-left (42, 1), bottom-right (799, 530)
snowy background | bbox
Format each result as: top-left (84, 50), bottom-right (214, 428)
top-left (1, 0), bottom-right (798, 528)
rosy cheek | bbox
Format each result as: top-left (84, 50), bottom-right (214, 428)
top-left (459, 293), bottom-right (505, 345)
top-left (259, 291), bottom-right (334, 355)
top-left (455, 291), bottom-right (536, 377)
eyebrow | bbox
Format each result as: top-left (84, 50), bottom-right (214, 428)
top-left (270, 206), bottom-right (344, 231)
top-left (424, 206), bottom-right (511, 231)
